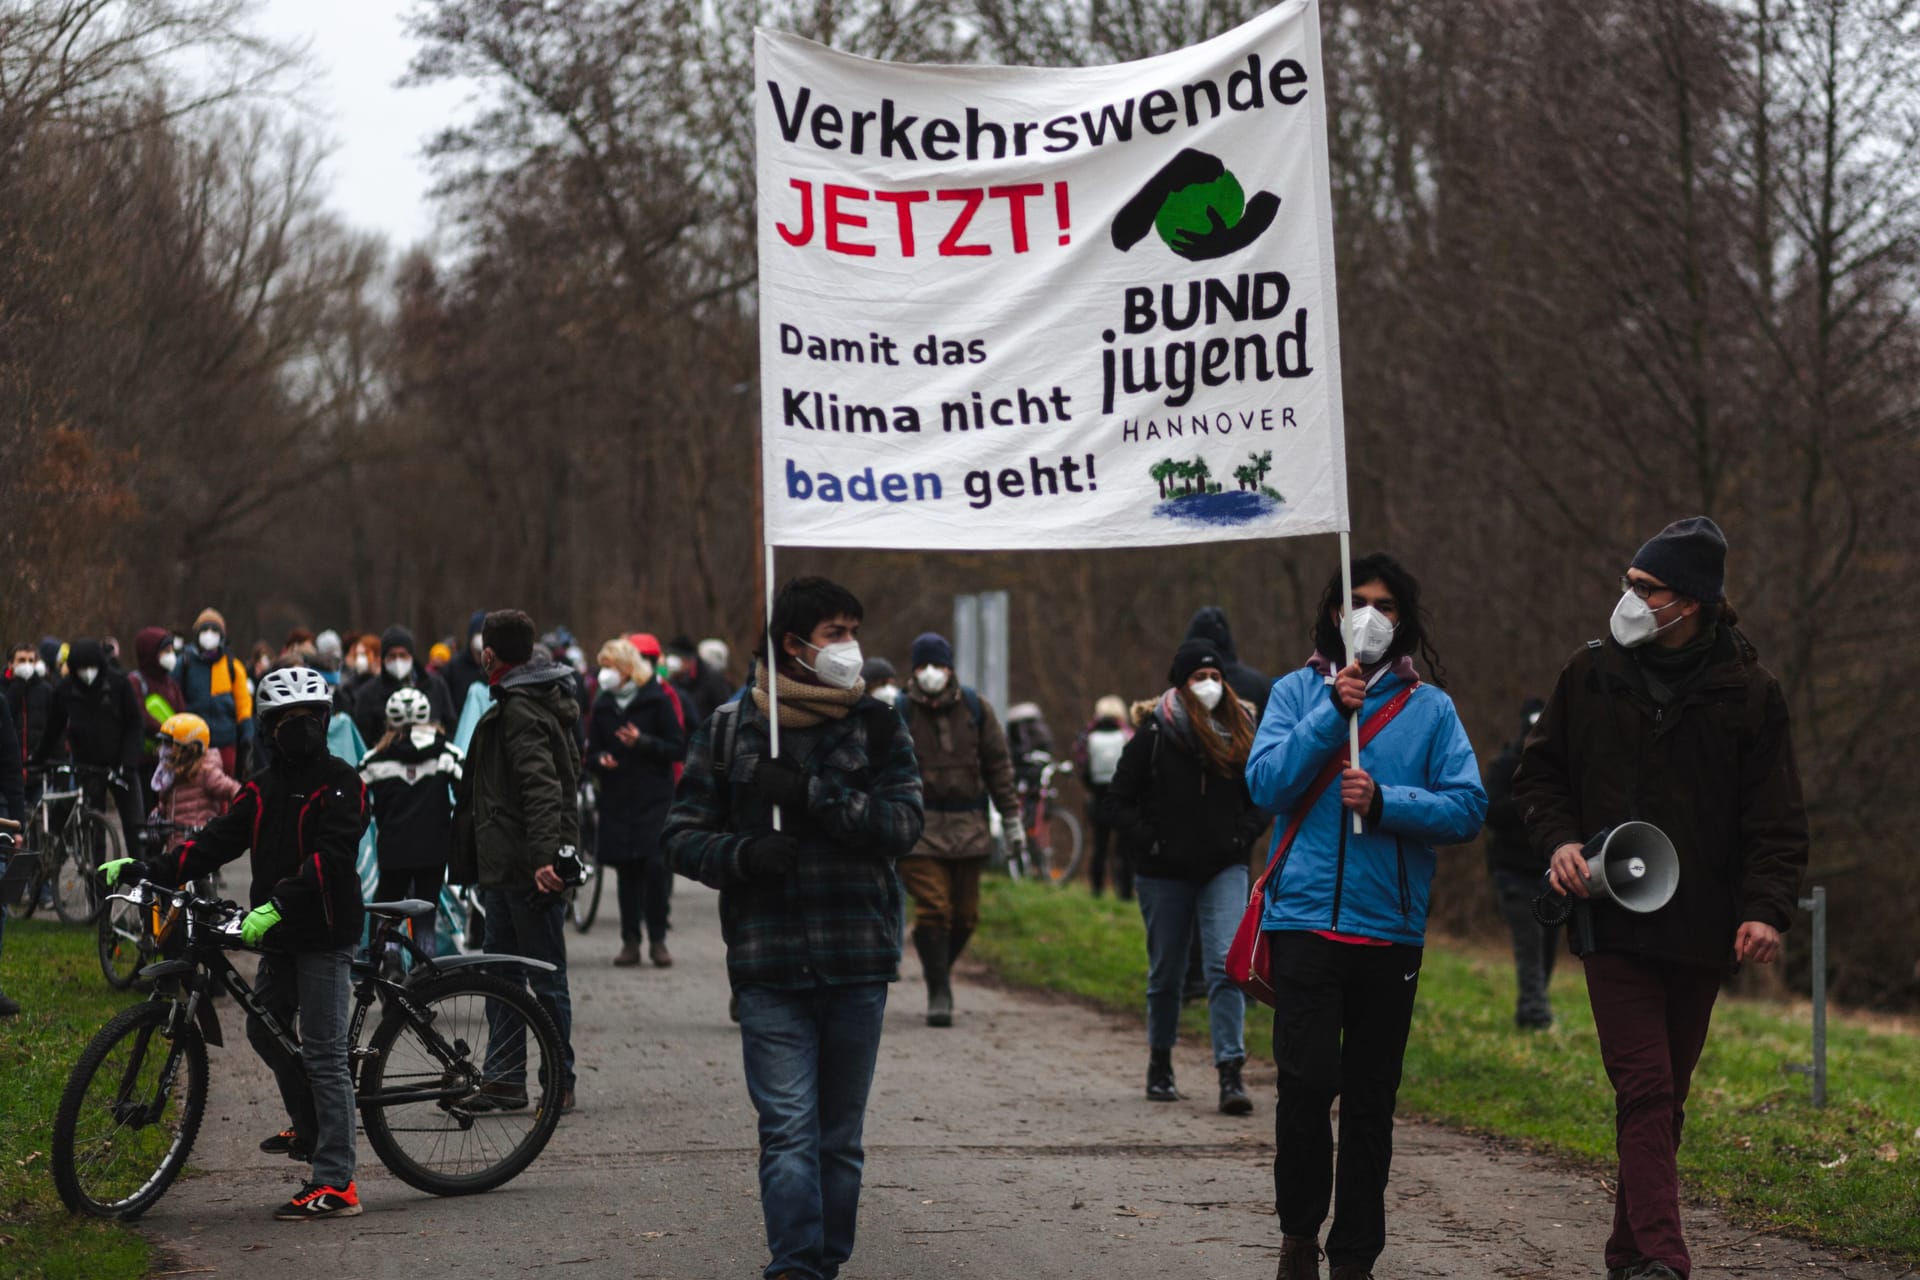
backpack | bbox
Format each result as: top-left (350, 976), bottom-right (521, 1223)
top-left (1085, 726), bottom-right (1127, 785)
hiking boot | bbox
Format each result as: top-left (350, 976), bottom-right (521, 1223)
top-left (913, 926), bottom-right (954, 1027)
top-left (1217, 1057), bottom-right (1253, 1115)
top-left (1276, 1233), bottom-right (1323, 1280)
top-left (650, 941), bottom-right (673, 968)
top-left (1328, 1265), bottom-right (1373, 1280)
top-left (614, 942), bottom-right (641, 967)
top-left (1146, 1048), bottom-right (1178, 1101)
top-left (0, 990), bottom-right (19, 1018)
top-left (274, 1181), bottom-right (361, 1220)
top-left (464, 1082), bottom-right (529, 1112)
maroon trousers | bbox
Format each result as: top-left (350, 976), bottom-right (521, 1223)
top-left (1583, 951), bottom-right (1722, 1278)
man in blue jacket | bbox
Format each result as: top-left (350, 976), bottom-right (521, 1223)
top-left (1246, 553), bottom-right (1486, 1280)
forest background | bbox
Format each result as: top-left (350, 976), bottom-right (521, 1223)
top-left (3, 0), bottom-right (1916, 1003)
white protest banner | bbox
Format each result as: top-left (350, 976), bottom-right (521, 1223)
top-left (756, 0), bottom-right (1349, 551)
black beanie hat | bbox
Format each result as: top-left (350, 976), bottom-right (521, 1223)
top-left (910, 632), bottom-right (953, 669)
top-left (1168, 639), bottom-right (1225, 688)
top-left (1630, 517), bottom-right (1726, 603)
top-left (861, 656), bottom-right (897, 684)
top-left (381, 624), bottom-right (417, 657)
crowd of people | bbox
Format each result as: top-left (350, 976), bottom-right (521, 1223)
top-left (3, 515), bottom-right (1811, 1280)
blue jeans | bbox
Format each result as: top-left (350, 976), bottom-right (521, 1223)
top-left (1137, 865), bottom-right (1249, 1064)
top-left (479, 888), bottom-right (577, 1091)
top-left (248, 949), bottom-right (357, 1188)
top-left (736, 982), bottom-right (889, 1280)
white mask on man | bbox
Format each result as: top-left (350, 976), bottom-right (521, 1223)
top-left (916, 666), bottom-right (951, 695)
top-left (76, 667), bottom-right (99, 686)
top-left (386, 656), bottom-right (413, 681)
top-left (1344, 605), bottom-right (1397, 666)
top-left (351, 653), bottom-right (371, 676)
top-left (872, 684), bottom-right (900, 707)
top-left (1189, 678), bottom-right (1224, 710)
top-left (665, 654), bottom-right (684, 677)
top-left (801, 640), bottom-right (865, 691)
top-left (470, 632), bottom-right (485, 657)
top-left (1609, 590), bottom-right (1687, 649)
top-left (198, 629), bottom-right (222, 653)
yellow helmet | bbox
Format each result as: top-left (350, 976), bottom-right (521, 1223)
top-left (159, 713), bottom-right (212, 749)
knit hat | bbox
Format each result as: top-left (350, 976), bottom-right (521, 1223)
top-left (668, 634), bottom-right (697, 657)
top-left (861, 656), bottom-right (897, 684)
top-left (192, 608), bottom-right (226, 635)
top-left (38, 636), bottom-right (61, 665)
top-left (697, 638), bottom-right (729, 671)
top-left (910, 632), bottom-right (953, 670)
top-left (631, 633), bottom-right (663, 660)
top-left (1630, 517), bottom-right (1727, 603)
top-left (1168, 638), bottom-right (1226, 687)
top-left (314, 630), bottom-right (343, 659)
top-left (381, 624), bottom-right (417, 656)
top-left (429, 641), bottom-right (452, 665)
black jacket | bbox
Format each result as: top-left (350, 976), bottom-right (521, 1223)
top-left (361, 729), bottom-right (463, 872)
top-left (171, 752), bottom-right (369, 950)
top-left (1513, 626), bottom-right (1809, 968)
top-left (1482, 735), bottom-right (1537, 876)
top-left (1100, 711), bottom-right (1267, 883)
top-left (350, 668), bottom-right (457, 747)
top-left (36, 644), bottom-right (143, 775)
top-left (457, 659), bottom-right (582, 891)
top-left (0, 697), bottom-right (23, 823)
top-left (1185, 607), bottom-right (1272, 716)
top-left (586, 681), bottom-right (686, 865)
top-left (5, 673), bottom-right (51, 769)
top-left (673, 665), bottom-right (734, 725)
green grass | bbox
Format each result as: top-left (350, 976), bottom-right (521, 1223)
top-left (0, 917), bottom-right (153, 1280)
top-left (973, 877), bottom-right (1920, 1263)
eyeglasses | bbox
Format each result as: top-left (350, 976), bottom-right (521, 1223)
top-left (1619, 575), bottom-right (1674, 602)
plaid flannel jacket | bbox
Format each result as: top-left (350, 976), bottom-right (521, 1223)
top-left (665, 695), bottom-right (923, 991)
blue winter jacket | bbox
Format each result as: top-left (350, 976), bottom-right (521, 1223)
top-left (1245, 665), bottom-right (1487, 946)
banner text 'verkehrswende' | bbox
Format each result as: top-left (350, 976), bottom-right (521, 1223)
top-left (767, 52), bottom-right (1309, 164)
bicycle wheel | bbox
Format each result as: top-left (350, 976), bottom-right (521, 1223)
top-left (3, 851), bottom-right (42, 921)
top-left (1041, 810), bottom-right (1085, 885)
top-left (359, 970), bottom-right (564, 1196)
top-left (52, 1000), bottom-right (208, 1218)
top-left (56, 812), bottom-right (120, 925)
top-left (569, 860), bottom-right (603, 933)
top-left (97, 894), bottom-right (149, 990)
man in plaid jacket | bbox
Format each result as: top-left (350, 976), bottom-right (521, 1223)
top-left (666, 576), bottom-right (922, 1280)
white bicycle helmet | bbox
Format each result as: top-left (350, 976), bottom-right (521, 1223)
top-left (255, 665), bottom-right (334, 714)
top-left (385, 686), bottom-right (432, 727)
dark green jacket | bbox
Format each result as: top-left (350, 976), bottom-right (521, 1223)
top-left (459, 660), bottom-right (582, 891)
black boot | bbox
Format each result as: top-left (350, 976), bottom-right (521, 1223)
top-left (1146, 1048), bottom-right (1178, 1101)
top-left (1217, 1057), bottom-right (1253, 1115)
top-left (913, 927), bottom-right (953, 1027)
top-left (948, 923), bottom-right (974, 965)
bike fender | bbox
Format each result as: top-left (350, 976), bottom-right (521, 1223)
top-left (195, 992), bottom-right (224, 1047)
top-left (425, 952), bottom-right (559, 975)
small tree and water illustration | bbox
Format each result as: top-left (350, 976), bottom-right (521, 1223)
top-left (1150, 450), bottom-right (1284, 527)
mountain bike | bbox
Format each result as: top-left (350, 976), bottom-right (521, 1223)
top-left (567, 774), bottom-right (604, 933)
top-left (53, 880), bottom-right (566, 1219)
top-left (1008, 754), bottom-right (1084, 885)
top-left (6, 764), bottom-right (124, 925)
top-left (97, 823), bottom-right (207, 990)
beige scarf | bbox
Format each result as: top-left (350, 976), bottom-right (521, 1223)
top-left (752, 667), bottom-right (868, 729)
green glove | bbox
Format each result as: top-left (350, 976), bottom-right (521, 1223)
top-left (100, 857), bottom-right (139, 887)
top-left (241, 901), bottom-right (283, 946)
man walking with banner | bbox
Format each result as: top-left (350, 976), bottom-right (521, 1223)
top-left (665, 576), bottom-right (924, 1280)
top-left (1244, 553), bottom-right (1484, 1280)
top-left (1514, 518), bottom-right (1808, 1280)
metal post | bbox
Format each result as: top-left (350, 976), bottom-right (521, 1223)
top-left (1785, 885), bottom-right (1827, 1107)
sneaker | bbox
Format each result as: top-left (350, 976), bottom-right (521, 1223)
top-left (561, 1089), bottom-right (576, 1115)
top-left (729, 994), bottom-right (740, 1023)
top-left (258, 1127), bottom-right (310, 1160)
top-left (649, 941), bottom-right (672, 968)
top-left (274, 1181), bottom-right (361, 1220)
top-left (0, 990), bottom-right (19, 1018)
top-left (464, 1083), bottom-right (529, 1113)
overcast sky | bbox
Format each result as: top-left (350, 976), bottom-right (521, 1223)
top-left (251, 0), bottom-right (473, 251)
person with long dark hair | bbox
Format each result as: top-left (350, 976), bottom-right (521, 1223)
top-left (1247, 552), bottom-right (1486, 1280)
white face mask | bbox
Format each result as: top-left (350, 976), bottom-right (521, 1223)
top-left (351, 653), bottom-right (371, 675)
top-left (916, 666), bottom-right (951, 695)
top-left (1609, 590), bottom-right (1687, 649)
top-left (409, 725), bottom-right (439, 750)
top-left (872, 684), bottom-right (900, 707)
top-left (1189, 677), bottom-right (1224, 710)
top-left (76, 667), bottom-right (99, 686)
top-left (1344, 605), bottom-right (1397, 666)
top-left (386, 656), bottom-right (414, 681)
top-left (665, 654), bottom-right (684, 677)
top-left (198, 629), bottom-right (222, 653)
top-left (800, 639), bottom-right (864, 690)
top-left (597, 667), bottom-right (626, 693)
top-left (158, 650), bottom-right (177, 673)
top-left (471, 633), bottom-right (485, 657)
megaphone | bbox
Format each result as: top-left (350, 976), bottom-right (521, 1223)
top-left (1533, 822), bottom-right (1680, 925)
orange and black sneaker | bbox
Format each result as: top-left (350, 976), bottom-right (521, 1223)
top-left (273, 1181), bottom-right (361, 1220)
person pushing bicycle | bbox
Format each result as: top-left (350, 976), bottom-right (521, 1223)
top-left (103, 665), bottom-right (370, 1221)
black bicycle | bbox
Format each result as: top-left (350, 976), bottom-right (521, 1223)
top-left (53, 881), bottom-right (566, 1218)
top-left (567, 774), bottom-right (604, 933)
top-left (97, 824), bottom-right (207, 990)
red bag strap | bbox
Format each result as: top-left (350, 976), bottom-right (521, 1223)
top-left (1251, 682), bottom-right (1419, 895)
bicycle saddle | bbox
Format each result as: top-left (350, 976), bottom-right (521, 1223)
top-left (364, 899), bottom-right (438, 920)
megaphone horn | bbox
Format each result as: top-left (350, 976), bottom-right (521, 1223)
top-left (1581, 822), bottom-right (1679, 914)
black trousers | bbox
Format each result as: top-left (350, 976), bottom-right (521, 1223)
top-left (613, 856), bottom-right (671, 946)
top-left (1084, 784), bottom-right (1133, 898)
top-left (1268, 930), bottom-right (1423, 1270)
